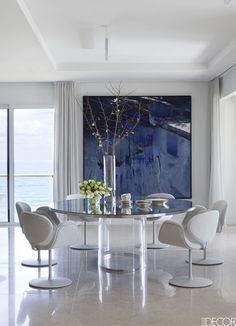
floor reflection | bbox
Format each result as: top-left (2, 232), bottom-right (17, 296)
top-left (98, 266), bottom-right (147, 308)
top-left (17, 291), bottom-right (58, 326)
top-left (1, 226), bottom-right (236, 326)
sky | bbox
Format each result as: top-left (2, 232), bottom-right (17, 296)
top-left (0, 109), bottom-right (54, 174)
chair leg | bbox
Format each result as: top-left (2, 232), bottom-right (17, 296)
top-left (152, 221), bottom-right (155, 244)
top-left (204, 247), bottom-right (207, 260)
top-left (21, 249), bottom-right (57, 268)
top-left (84, 221), bottom-right (87, 245)
top-left (38, 250), bottom-right (41, 262)
top-left (70, 221), bottom-right (98, 250)
top-left (147, 222), bottom-right (169, 249)
top-left (217, 223), bottom-right (222, 233)
top-left (29, 249), bottom-right (72, 289)
top-left (192, 245), bottom-right (224, 266)
top-left (169, 249), bottom-right (213, 288)
top-left (188, 249), bottom-right (193, 280)
top-left (48, 249), bottom-right (52, 281)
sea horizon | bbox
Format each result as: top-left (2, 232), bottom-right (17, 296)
top-left (0, 160), bottom-right (53, 221)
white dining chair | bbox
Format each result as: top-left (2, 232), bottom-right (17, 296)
top-left (35, 206), bottom-right (61, 225)
top-left (16, 202), bottom-right (57, 268)
top-left (146, 193), bottom-right (175, 249)
top-left (182, 205), bottom-right (206, 230)
top-left (66, 194), bottom-right (98, 250)
top-left (159, 210), bottom-right (219, 288)
top-left (21, 212), bottom-right (80, 289)
top-left (189, 200), bottom-right (228, 265)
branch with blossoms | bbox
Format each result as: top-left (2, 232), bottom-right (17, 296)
top-left (83, 83), bottom-right (142, 155)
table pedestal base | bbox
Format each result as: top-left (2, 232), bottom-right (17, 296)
top-left (98, 218), bottom-right (146, 273)
top-left (101, 251), bottom-right (142, 272)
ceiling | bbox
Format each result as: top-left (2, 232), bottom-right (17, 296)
top-left (0, 0), bottom-right (236, 81)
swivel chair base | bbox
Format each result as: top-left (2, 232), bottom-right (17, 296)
top-left (29, 277), bottom-right (72, 289)
top-left (186, 246), bottom-right (224, 266)
top-left (70, 244), bottom-right (98, 250)
top-left (147, 242), bottom-right (169, 249)
top-left (169, 276), bottom-right (213, 288)
top-left (192, 257), bottom-right (224, 266)
top-left (70, 221), bottom-right (98, 250)
top-left (147, 220), bottom-right (169, 249)
top-left (21, 259), bottom-right (57, 268)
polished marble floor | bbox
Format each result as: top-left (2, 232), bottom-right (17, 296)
top-left (0, 224), bottom-right (236, 326)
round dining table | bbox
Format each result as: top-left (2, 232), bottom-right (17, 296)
top-left (50, 198), bottom-right (192, 273)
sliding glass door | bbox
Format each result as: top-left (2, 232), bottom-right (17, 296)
top-left (0, 107), bottom-right (54, 223)
top-left (14, 109), bottom-right (54, 218)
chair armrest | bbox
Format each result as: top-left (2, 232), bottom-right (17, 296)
top-left (35, 206), bottom-right (61, 225)
top-left (158, 220), bottom-right (201, 249)
top-left (182, 205), bottom-right (207, 232)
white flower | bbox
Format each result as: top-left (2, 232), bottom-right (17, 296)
top-left (80, 179), bottom-right (111, 197)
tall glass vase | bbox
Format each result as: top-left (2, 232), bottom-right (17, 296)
top-left (103, 155), bottom-right (116, 201)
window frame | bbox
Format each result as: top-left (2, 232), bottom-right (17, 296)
top-left (0, 105), bottom-right (10, 224)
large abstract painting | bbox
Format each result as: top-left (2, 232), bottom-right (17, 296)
top-left (83, 96), bottom-right (191, 198)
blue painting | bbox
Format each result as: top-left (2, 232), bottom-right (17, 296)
top-left (83, 96), bottom-right (191, 198)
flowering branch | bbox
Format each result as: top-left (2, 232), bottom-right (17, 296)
top-left (83, 83), bottom-right (142, 155)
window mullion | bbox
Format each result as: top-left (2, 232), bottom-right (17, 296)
top-left (8, 107), bottom-right (15, 223)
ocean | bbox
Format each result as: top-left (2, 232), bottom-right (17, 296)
top-left (0, 176), bottom-right (53, 222)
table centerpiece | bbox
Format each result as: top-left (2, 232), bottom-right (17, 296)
top-left (79, 179), bottom-right (111, 213)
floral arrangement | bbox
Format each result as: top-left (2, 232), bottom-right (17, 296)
top-left (79, 179), bottom-right (111, 199)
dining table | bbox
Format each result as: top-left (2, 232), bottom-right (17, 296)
top-left (50, 197), bottom-right (192, 273)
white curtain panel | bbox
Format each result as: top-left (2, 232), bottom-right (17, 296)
top-left (54, 81), bottom-right (80, 201)
top-left (220, 95), bottom-right (236, 224)
top-left (208, 78), bottom-right (223, 207)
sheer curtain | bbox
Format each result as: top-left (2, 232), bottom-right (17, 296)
top-left (53, 81), bottom-right (80, 201)
top-left (220, 95), bottom-right (236, 224)
top-left (208, 78), bottom-right (223, 207)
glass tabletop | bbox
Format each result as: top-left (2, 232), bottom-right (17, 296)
top-left (51, 198), bottom-right (192, 219)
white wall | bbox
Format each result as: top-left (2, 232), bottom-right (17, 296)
top-left (77, 81), bottom-right (210, 206)
top-left (220, 65), bottom-right (236, 99)
top-left (221, 95), bottom-right (236, 224)
top-left (0, 82), bottom-right (54, 106)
